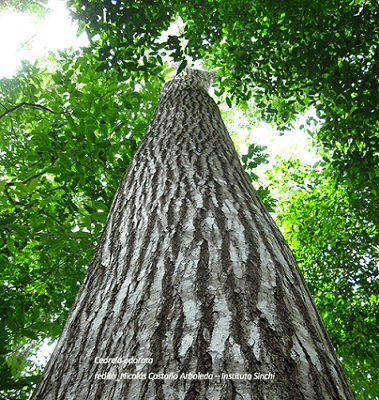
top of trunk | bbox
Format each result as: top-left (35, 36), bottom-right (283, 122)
top-left (161, 67), bottom-right (219, 97)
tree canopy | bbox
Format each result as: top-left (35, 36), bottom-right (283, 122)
top-left (0, 0), bottom-right (378, 399)
top-left (0, 0), bottom-right (49, 20)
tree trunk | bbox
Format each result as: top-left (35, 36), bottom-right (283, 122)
top-left (31, 69), bottom-right (355, 400)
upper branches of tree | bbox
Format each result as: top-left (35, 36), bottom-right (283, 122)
top-left (67, 0), bottom-right (379, 199)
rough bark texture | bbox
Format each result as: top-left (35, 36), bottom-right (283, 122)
top-left (31, 69), bottom-right (355, 400)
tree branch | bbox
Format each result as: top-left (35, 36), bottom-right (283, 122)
top-left (0, 102), bottom-right (70, 121)
top-left (5, 171), bottom-right (47, 189)
top-left (16, 34), bottom-right (37, 54)
top-left (4, 186), bottom-right (17, 204)
top-left (22, 171), bottom-right (47, 185)
top-left (3, 169), bottom-right (51, 205)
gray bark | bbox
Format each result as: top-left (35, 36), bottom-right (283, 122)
top-left (31, 69), bottom-right (355, 400)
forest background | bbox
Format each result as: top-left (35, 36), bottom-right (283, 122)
top-left (0, 0), bottom-right (378, 399)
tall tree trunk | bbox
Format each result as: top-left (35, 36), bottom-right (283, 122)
top-left (31, 69), bottom-right (354, 400)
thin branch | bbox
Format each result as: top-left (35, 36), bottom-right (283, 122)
top-left (4, 186), bottom-right (16, 204)
top-left (0, 102), bottom-right (71, 121)
top-left (5, 171), bottom-right (47, 188)
top-left (45, 184), bottom-right (67, 193)
top-left (16, 34), bottom-right (37, 54)
top-left (22, 171), bottom-right (46, 185)
top-left (2, 157), bottom-right (58, 204)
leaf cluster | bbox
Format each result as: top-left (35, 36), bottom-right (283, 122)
top-left (240, 143), bottom-right (276, 212)
top-left (67, 0), bottom-right (176, 76)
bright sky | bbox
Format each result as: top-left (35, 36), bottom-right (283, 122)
top-left (232, 111), bottom-right (320, 181)
top-left (0, 0), bottom-right (88, 78)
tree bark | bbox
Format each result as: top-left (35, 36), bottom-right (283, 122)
top-left (31, 69), bottom-right (355, 400)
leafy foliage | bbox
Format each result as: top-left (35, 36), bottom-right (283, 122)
top-left (179, 0), bottom-right (379, 180)
top-left (240, 143), bottom-right (276, 212)
top-left (0, 0), bottom-right (49, 20)
top-left (67, 0), bottom-right (176, 76)
top-left (0, 49), bottom-right (166, 398)
top-left (267, 158), bottom-right (379, 399)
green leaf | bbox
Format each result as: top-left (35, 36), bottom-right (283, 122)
top-left (45, 167), bottom-right (66, 175)
top-left (52, 70), bottom-right (63, 84)
top-left (91, 201), bottom-right (108, 212)
top-left (59, 153), bottom-right (71, 170)
top-left (6, 238), bottom-right (14, 253)
top-left (14, 182), bottom-right (27, 195)
top-left (176, 60), bottom-right (187, 75)
top-left (0, 180), bottom-right (7, 191)
top-left (70, 231), bottom-right (93, 238)
top-left (84, 215), bottom-right (92, 231)
top-left (27, 178), bottom-right (39, 193)
top-left (91, 212), bottom-right (108, 223)
top-left (22, 329), bottom-right (38, 340)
